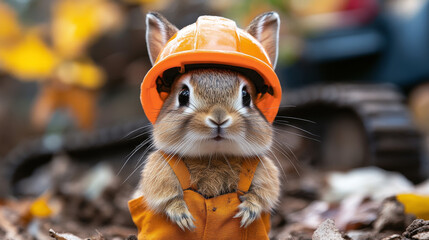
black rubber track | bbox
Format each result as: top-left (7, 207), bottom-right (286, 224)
top-left (0, 119), bottom-right (150, 196)
top-left (278, 83), bottom-right (422, 182)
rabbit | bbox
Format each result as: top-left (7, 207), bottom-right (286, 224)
top-left (132, 11), bottom-right (281, 232)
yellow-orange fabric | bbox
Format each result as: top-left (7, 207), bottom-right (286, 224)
top-left (128, 154), bottom-right (270, 240)
top-left (141, 15), bottom-right (282, 124)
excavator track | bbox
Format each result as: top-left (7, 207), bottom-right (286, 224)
top-left (277, 84), bottom-right (422, 181)
top-left (1, 119), bottom-right (150, 196)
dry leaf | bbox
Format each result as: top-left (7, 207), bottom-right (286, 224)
top-left (49, 229), bottom-right (105, 240)
top-left (396, 194), bottom-right (429, 220)
top-left (30, 196), bottom-right (53, 218)
top-left (49, 229), bottom-right (84, 240)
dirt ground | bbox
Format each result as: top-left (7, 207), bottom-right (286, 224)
top-left (1, 150), bottom-right (429, 240)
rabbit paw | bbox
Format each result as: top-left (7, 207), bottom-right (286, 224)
top-left (234, 196), bottom-right (262, 228)
top-left (165, 199), bottom-right (196, 231)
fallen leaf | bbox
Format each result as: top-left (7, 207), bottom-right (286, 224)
top-left (397, 194), bottom-right (429, 220)
top-left (30, 196), bottom-right (53, 218)
top-left (403, 219), bottom-right (429, 239)
top-left (49, 229), bottom-right (83, 240)
top-left (373, 197), bottom-right (408, 232)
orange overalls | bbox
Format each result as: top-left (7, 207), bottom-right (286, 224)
top-left (128, 154), bottom-right (270, 240)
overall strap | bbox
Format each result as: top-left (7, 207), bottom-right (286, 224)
top-left (161, 152), bottom-right (192, 190)
top-left (237, 157), bottom-right (260, 194)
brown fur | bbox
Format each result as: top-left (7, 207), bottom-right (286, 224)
top-left (185, 155), bottom-right (242, 198)
top-left (134, 12), bottom-right (281, 230)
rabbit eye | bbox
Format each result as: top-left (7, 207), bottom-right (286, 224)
top-left (242, 87), bottom-right (251, 107)
top-left (178, 85), bottom-right (190, 107)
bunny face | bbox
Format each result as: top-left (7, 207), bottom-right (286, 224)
top-left (153, 69), bottom-right (273, 157)
top-left (144, 11), bottom-right (280, 158)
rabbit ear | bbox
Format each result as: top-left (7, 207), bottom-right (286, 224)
top-left (246, 12), bottom-right (280, 68)
top-left (146, 12), bottom-right (178, 65)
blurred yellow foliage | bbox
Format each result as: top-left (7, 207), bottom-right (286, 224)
top-left (289, 0), bottom-right (346, 16)
top-left (123, 0), bottom-right (158, 3)
top-left (397, 193), bottom-right (429, 220)
top-left (0, 0), bottom-right (111, 87)
top-left (52, 0), bottom-right (123, 58)
top-left (57, 59), bottom-right (105, 89)
top-left (0, 2), bottom-right (21, 42)
top-left (0, 0), bottom-right (118, 130)
top-left (0, 31), bottom-right (59, 80)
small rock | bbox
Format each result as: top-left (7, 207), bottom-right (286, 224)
top-left (312, 219), bottom-right (345, 240)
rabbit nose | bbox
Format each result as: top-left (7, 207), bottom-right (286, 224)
top-left (206, 107), bottom-right (232, 128)
top-left (208, 118), bottom-right (230, 127)
top-left (206, 116), bottom-right (232, 128)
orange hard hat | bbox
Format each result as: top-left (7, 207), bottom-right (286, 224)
top-left (141, 16), bottom-right (282, 124)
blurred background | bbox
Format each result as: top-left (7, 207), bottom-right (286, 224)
top-left (1, 0), bottom-right (429, 239)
